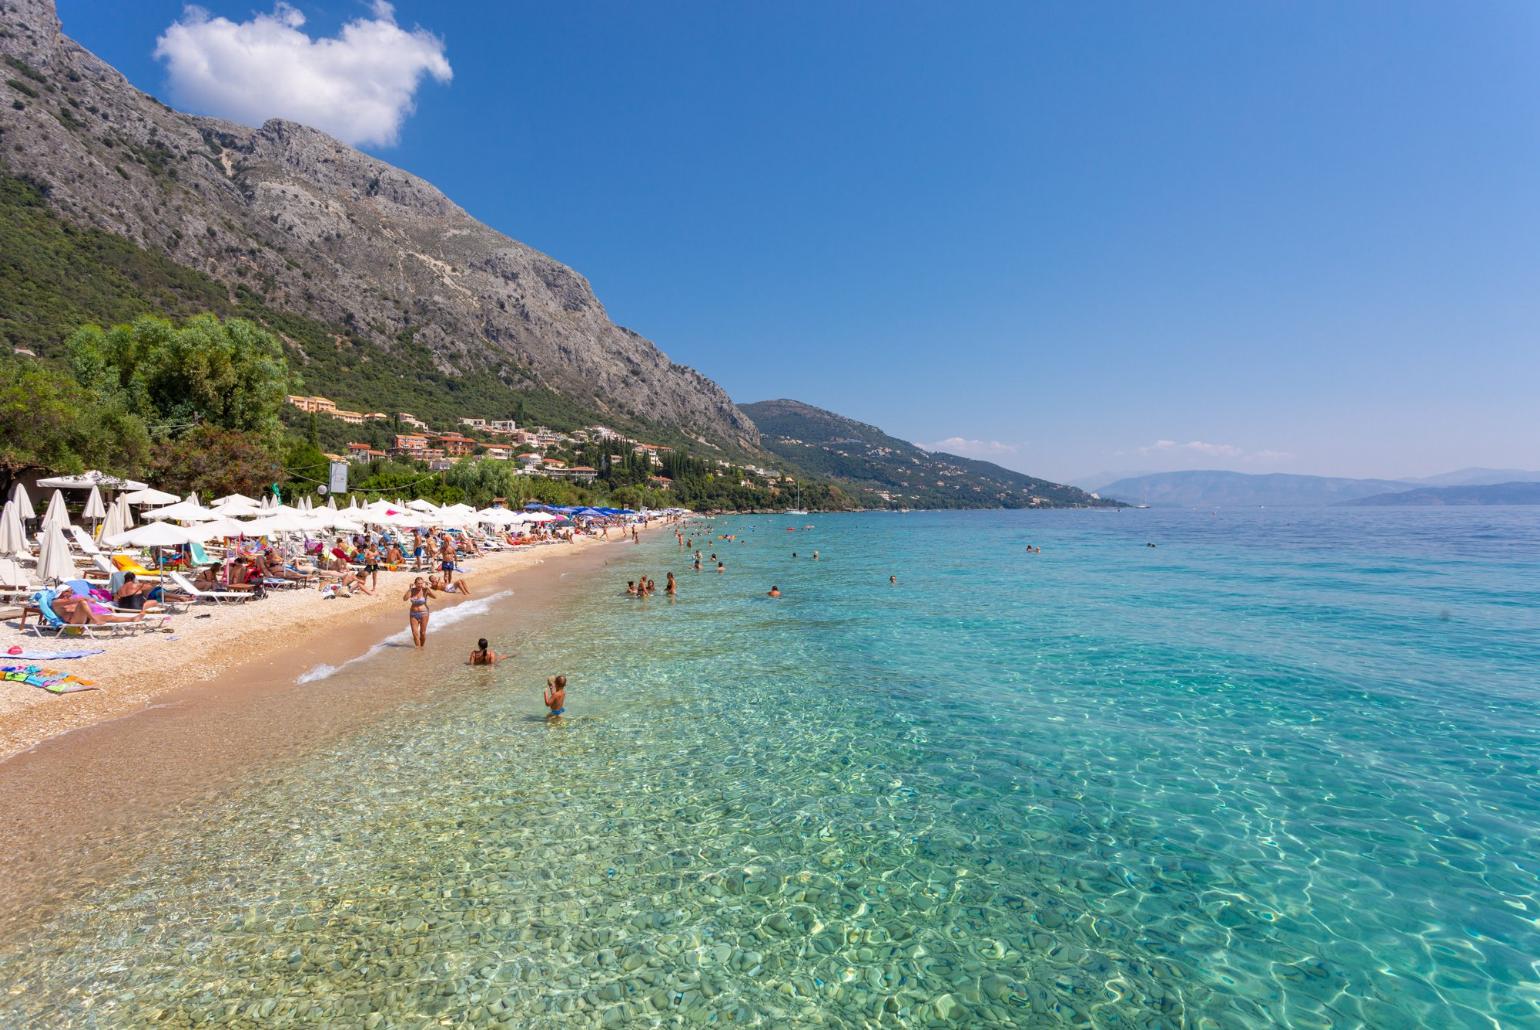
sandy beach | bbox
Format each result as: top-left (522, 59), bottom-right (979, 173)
top-left (0, 526), bottom-right (675, 933)
top-left (0, 533), bottom-right (632, 765)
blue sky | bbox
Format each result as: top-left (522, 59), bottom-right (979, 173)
top-left (58, 1), bottom-right (1540, 481)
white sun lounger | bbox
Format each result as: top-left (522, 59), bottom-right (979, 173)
top-left (169, 571), bottom-right (251, 604)
top-left (0, 558), bottom-right (39, 600)
top-left (69, 525), bottom-right (105, 556)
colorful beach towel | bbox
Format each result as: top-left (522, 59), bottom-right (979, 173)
top-left (2, 664), bottom-right (98, 694)
top-left (3, 648), bottom-right (105, 660)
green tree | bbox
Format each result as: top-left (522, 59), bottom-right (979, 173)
top-left (148, 425), bottom-right (283, 498)
top-left (67, 313), bottom-right (290, 440)
top-left (0, 355), bottom-right (150, 485)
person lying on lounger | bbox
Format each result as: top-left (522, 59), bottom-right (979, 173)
top-left (53, 586), bottom-right (143, 624)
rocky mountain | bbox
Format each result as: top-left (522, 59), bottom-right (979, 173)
top-left (740, 400), bottom-right (1117, 509)
top-left (0, 0), bottom-right (757, 453)
top-left (1343, 482), bottom-right (1540, 506)
top-left (1098, 470), bottom-right (1416, 507)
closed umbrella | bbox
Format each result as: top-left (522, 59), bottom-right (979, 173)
top-left (41, 490), bottom-right (70, 533)
top-left (8, 482), bottom-right (35, 521)
top-left (100, 496), bottom-right (126, 541)
top-left (36, 522), bottom-right (77, 584)
top-left (82, 484), bottom-right (107, 522)
top-left (0, 500), bottom-right (25, 559)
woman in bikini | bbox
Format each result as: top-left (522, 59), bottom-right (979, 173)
top-left (403, 577), bottom-right (435, 647)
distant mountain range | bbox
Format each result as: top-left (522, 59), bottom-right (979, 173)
top-left (1408, 468), bottom-right (1540, 488)
top-left (1098, 469), bottom-right (1540, 507)
top-left (1345, 482), bottom-right (1540, 506)
top-left (740, 400), bottom-right (1117, 509)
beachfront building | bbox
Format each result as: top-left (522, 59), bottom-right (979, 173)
top-left (516, 452), bottom-right (542, 469)
top-left (487, 419), bottom-right (518, 435)
top-left (434, 433), bottom-right (476, 458)
top-left (482, 446), bottom-right (512, 461)
top-left (398, 412), bottom-right (429, 431)
top-left (459, 417), bottom-right (488, 430)
top-left (332, 409), bottom-right (366, 425)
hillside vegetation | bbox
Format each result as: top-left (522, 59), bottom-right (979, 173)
top-left (740, 400), bottom-right (1116, 509)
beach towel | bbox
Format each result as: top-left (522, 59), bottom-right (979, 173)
top-left (2, 664), bottom-right (97, 694)
top-left (3, 648), bottom-right (104, 660)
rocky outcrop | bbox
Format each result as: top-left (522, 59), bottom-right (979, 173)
top-left (0, 0), bottom-right (758, 451)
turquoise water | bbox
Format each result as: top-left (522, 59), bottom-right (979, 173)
top-left (1, 508), bottom-right (1538, 1026)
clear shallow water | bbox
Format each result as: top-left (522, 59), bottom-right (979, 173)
top-left (2, 508), bottom-right (1538, 1027)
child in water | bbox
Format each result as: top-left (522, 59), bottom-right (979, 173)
top-left (544, 675), bottom-right (567, 719)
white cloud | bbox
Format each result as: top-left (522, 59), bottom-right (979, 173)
top-left (155, 2), bottom-right (452, 148)
top-left (1139, 439), bottom-right (1244, 458)
top-left (1131, 440), bottom-right (1293, 464)
top-left (920, 437), bottom-right (1021, 457)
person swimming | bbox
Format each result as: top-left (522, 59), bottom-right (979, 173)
top-left (890, 575), bottom-right (897, 585)
top-left (544, 674), bottom-right (567, 719)
top-left (468, 638), bottom-right (501, 665)
top-left (768, 585), bottom-right (781, 597)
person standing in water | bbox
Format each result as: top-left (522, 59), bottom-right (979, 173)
top-left (544, 675), bottom-right (567, 720)
top-left (404, 577), bottom-right (434, 647)
top-left (666, 571), bottom-right (677, 597)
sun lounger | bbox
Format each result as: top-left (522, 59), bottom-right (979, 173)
top-left (23, 590), bottom-right (163, 638)
top-left (0, 557), bottom-right (39, 597)
top-left (186, 541), bottom-right (221, 568)
top-left (169, 571), bottom-right (251, 604)
top-left (69, 525), bottom-right (105, 556)
top-left (111, 555), bottom-right (163, 579)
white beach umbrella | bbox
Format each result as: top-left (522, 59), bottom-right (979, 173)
top-left (407, 499), bottom-right (439, 513)
top-left (186, 517), bottom-right (255, 541)
top-left (106, 522), bottom-right (198, 548)
top-left (41, 490), bottom-right (70, 533)
top-left (330, 517), bottom-right (366, 534)
top-left (211, 493), bottom-right (258, 506)
top-left (0, 500), bottom-right (26, 559)
top-left (36, 522), bottom-right (78, 584)
top-left (327, 496), bottom-right (339, 512)
top-left (82, 484), bottom-right (107, 522)
top-left (213, 497), bottom-right (263, 517)
top-left (8, 482), bottom-right (35, 521)
top-left (145, 499), bottom-right (218, 522)
top-left (242, 512), bottom-right (309, 536)
top-left (35, 470), bottom-right (148, 491)
top-left (121, 487), bottom-right (180, 506)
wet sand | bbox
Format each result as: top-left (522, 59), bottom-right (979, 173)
top-left (0, 529), bottom-right (664, 932)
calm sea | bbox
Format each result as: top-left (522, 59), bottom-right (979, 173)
top-left (2, 508), bottom-right (1537, 1026)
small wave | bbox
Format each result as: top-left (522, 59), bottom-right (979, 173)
top-left (296, 590), bottom-right (513, 684)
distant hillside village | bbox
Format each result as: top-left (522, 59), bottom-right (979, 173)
top-left (284, 394), bottom-right (787, 493)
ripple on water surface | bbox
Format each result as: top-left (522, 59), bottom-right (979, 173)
top-left (0, 508), bottom-right (1537, 1027)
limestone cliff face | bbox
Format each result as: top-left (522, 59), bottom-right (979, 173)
top-left (0, 0), bottom-right (759, 450)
